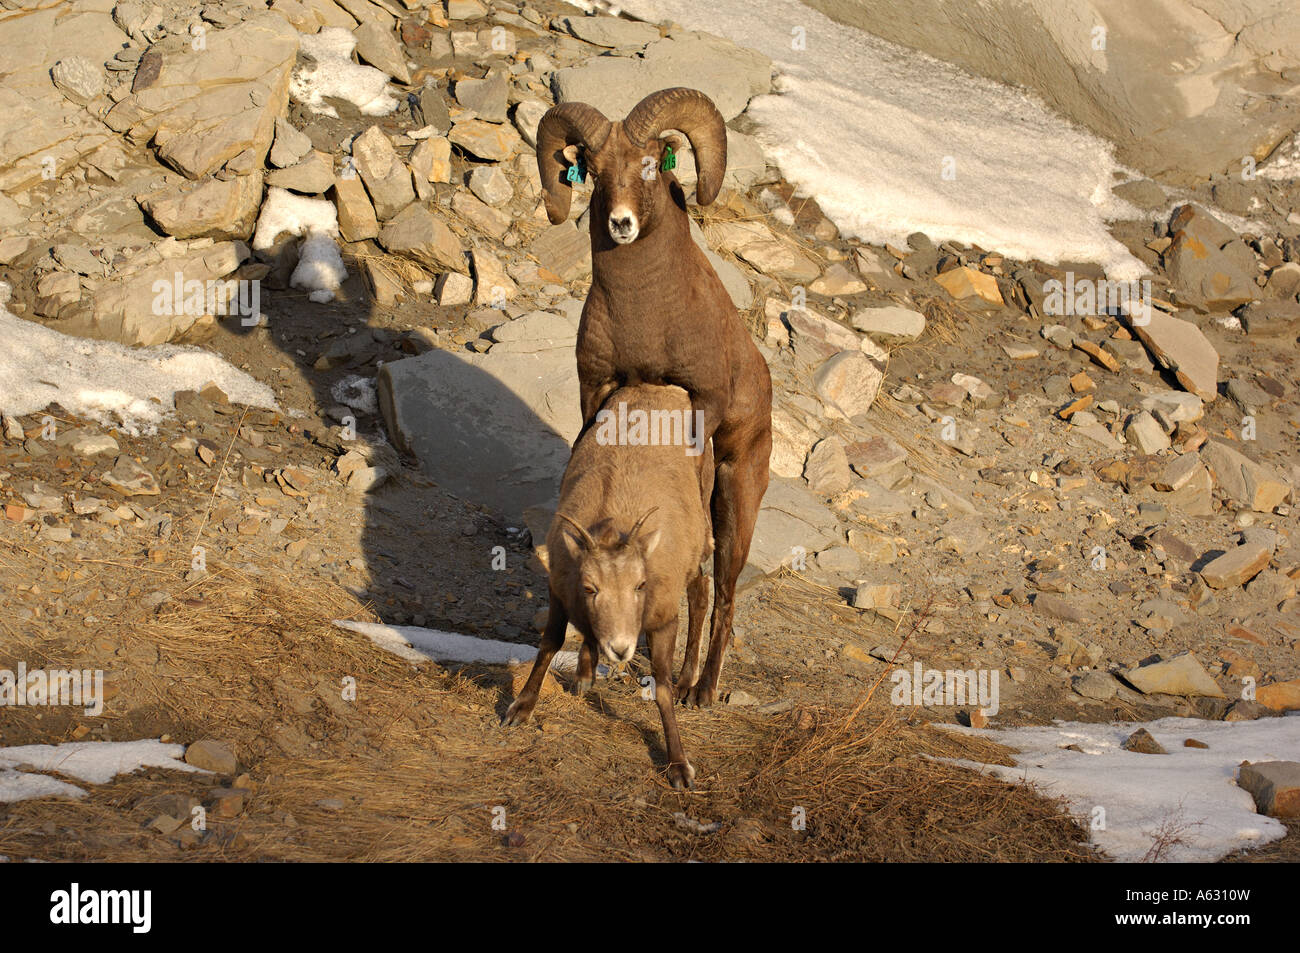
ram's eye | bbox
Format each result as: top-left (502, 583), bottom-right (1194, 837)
top-left (584, 584), bottom-right (598, 595)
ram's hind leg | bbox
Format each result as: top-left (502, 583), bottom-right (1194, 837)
top-left (675, 565), bottom-right (710, 702)
top-left (689, 427), bottom-right (770, 708)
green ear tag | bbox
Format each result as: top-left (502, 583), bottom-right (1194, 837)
top-left (660, 146), bottom-right (676, 172)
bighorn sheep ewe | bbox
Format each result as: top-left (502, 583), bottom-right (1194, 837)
top-left (505, 384), bottom-right (714, 788)
top-left (535, 87), bottom-right (772, 707)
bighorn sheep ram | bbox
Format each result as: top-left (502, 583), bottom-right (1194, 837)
top-left (505, 384), bottom-right (714, 788)
top-left (534, 87), bottom-right (773, 708)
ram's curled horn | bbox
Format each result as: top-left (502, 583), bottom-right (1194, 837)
top-left (535, 102), bottom-right (613, 224)
top-left (557, 512), bottom-right (597, 551)
top-left (623, 87), bottom-right (728, 206)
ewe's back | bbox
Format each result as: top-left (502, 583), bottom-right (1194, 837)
top-left (553, 384), bottom-right (712, 567)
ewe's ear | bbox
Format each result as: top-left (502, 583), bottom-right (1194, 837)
top-left (638, 528), bottom-right (661, 557)
top-left (561, 528), bottom-right (586, 561)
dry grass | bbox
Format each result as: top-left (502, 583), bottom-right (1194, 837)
top-left (0, 568), bottom-right (1097, 862)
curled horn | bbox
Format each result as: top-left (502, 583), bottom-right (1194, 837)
top-left (623, 87), bottom-right (727, 206)
top-left (556, 513), bottom-right (596, 551)
top-left (624, 507), bottom-right (660, 545)
top-left (535, 102), bottom-right (612, 224)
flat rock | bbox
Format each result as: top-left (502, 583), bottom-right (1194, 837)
top-left (353, 20), bottom-right (410, 83)
top-left (803, 437), bottom-right (851, 493)
top-left (1238, 761), bottom-right (1300, 817)
top-left (1199, 440), bottom-right (1290, 512)
top-left (560, 15), bottom-right (660, 48)
top-left (552, 32), bottom-right (771, 122)
top-left (530, 222), bottom-right (590, 282)
top-left (745, 478), bottom-right (842, 576)
top-left (851, 306), bottom-right (925, 344)
top-left (453, 72), bottom-right (508, 124)
top-left (449, 119), bottom-right (522, 161)
top-left (138, 172), bottom-right (265, 240)
top-left (378, 346), bottom-right (579, 517)
top-left (104, 14), bottom-right (298, 179)
top-left (378, 203), bottom-right (465, 273)
top-left (814, 351), bottom-right (882, 420)
top-left (265, 150), bottom-right (335, 194)
top-left (1130, 308), bottom-right (1219, 400)
top-left (1199, 543), bottom-right (1271, 589)
top-left (351, 125), bottom-right (416, 220)
top-left (1123, 652), bottom-right (1225, 698)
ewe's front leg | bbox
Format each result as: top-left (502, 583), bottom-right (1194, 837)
top-left (503, 592), bottom-right (568, 726)
top-left (648, 619), bottom-right (694, 789)
top-left (575, 635), bottom-right (598, 696)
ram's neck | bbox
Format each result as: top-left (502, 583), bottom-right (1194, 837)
top-left (590, 210), bottom-right (694, 306)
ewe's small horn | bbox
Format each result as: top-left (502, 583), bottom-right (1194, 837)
top-left (623, 87), bottom-right (727, 206)
top-left (557, 512), bottom-right (596, 551)
top-left (625, 507), bottom-right (660, 544)
top-left (535, 102), bottom-right (612, 224)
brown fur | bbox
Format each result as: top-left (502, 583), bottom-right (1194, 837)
top-left (535, 89), bottom-right (774, 710)
top-left (504, 384), bottom-right (714, 788)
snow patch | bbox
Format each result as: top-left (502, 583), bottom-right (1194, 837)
top-left (334, 620), bottom-right (608, 677)
top-left (0, 294), bottom-right (277, 436)
top-left (292, 27), bottom-right (399, 118)
top-left (939, 716), bottom-right (1299, 862)
top-left (0, 740), bottom-right (205, 803)
top-left (608, 0), bottom-right (1145, 279)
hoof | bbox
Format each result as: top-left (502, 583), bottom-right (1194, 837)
top-left (686, 683), bottom-right (716, 708)
top-left (502, 698), bottom-right (535, 727)
top-left (574, 678), bottom-right (593, 696)
top-left (674, 679), bottom-right (697, 704)
top-left (668, 761), bottom-right (696, 790)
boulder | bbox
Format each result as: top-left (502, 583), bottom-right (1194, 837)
top-left (1123, 652), bottom-right (1224, 698)
top-left (378, 346), bottom-right (579, 517)
top-left (103, 14), bottom-right (299, 179)
top-left (1164, 205), bottom-right (1258, 312)
top-left (378, 204), bottom-right (466, 274)
top-left (553, 32), bottom-right (771, 122)
top-left (138, 172), bottom-right (265, 241)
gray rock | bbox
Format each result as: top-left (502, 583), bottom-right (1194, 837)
top-left (814, 351), bottom-right (882, 420)
top-left (1130, 308), bottom-right (1219, 400)
top-left (269, 117), bottom-right (312, 168)
top-left (1072, 670), bottom-right (1120, 700)
top-left (467, 165), bottom-right (512, 206)
top-left (1124, 411), bottom-right (1170, 454)
top-left (1165, 205), bottom-right (1258, 313)
top-left (378, 346), bottom-right (580, 517)
top-left (1237, 761), bottom-right (1300, 818)
top-left (803, 437), bottom-right (851, 493)
top-left (51, 56), bottom-right (104, 105)
top-left (553, 32), bottom-right (771, 122)
top-left (378, 204), bottom-right (465, 274)
top-left (351, 125), bottom-right (416, 220)
top-left (745, 478), bottom-right (842, 576)
top-left (454, 72), bottom-right (509, 124)
top-left (1123, 652), bottom-right (1224, 698)
top-left (353, 20), bottom-right (410, 83)
top-left (851, 306), bottom-right (926, 344)
top-left (530, 222), bottom-right (590, 282)
top-left (560, 15), bottom-right (660, 49)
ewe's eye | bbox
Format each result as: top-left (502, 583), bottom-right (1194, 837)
top-left (635, 581), bottom-right (646, 592)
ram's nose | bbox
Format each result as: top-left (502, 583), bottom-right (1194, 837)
top-left (607, 210), bottom-right (639, 244)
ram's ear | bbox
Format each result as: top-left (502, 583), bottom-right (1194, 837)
top-left (658, 134), bottom-right (683, 161)
top-left (562, 144), bottom-right (581, 164)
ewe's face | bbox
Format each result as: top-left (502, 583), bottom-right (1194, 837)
top-left (566, 133), bottom-right (681, 246)
top-left (577, 547), bottom-right (648, 663)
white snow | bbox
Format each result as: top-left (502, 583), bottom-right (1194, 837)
top-left (0, 740), bottom-right (205, 803)
top-left (291, 27), bottom-right (399, 118)
top-left (252, 189), bottom-right (347, 301)
top-left (334, 620), bottom-right (608, 677)
top-left (939, 716), bottom-right (1300, 862)
top-left (1258, 134), bottom-right (1300, 181)
top-left (0, 294), bottom-right (277, 436)
top-left (291, 232), bottom-right (347, 297)
top-left (252, 187), bottom-right (339, 251)
top-left (601, 0), bottom-right (1145, 279)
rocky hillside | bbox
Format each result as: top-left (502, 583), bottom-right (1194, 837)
top-left (0, 0), bottom-right (1297, 859)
